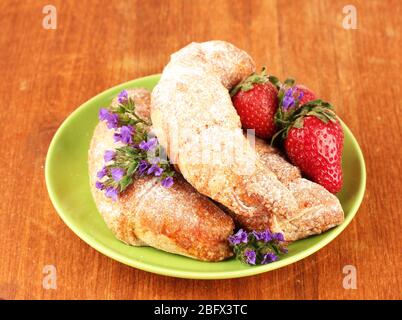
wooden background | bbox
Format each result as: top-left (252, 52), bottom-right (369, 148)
top-left (0, 0), bottom-right (400, 300)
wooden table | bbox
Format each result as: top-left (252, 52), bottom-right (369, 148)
top-left (0, 0), bottom-right (400, 300)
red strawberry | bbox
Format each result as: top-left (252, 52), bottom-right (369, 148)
top-left (230, 68), bottom-right (278, 139)
top-left (284, 116), bottom-right (344, 193)
top-left (273, 92), bottom-right (344, 193)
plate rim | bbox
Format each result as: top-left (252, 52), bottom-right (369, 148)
top-left (45, 74), bottom-right (367, 280)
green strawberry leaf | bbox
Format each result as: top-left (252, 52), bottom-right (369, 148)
top-left (284, 78), bottom-right (296, 87)
top-left (230, 67), bottom-right (270, 97)
top-left (293, 117), bottom-right (305, 128)
top-left (268, 75), bottom-right (281, 89)
top-left (307, 111), bottom-right (329, 123)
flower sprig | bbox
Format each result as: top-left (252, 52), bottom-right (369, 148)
top-left (228, 229), bottom-right (288, 265)
top-left (96, 90), bottom-right (175, 201)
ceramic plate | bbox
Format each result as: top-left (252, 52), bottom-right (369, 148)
top-left (45, 75), bottom-right (366, 279)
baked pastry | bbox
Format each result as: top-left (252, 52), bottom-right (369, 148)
top-left (88, 89), bottom-right (234, 261)
top-left (151, 41), bottom-right (299, 220)
top-left (151, 41), bottom-right (344, 241)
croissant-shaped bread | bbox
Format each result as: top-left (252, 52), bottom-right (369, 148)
top-left (151, 41), bottom-right (344, 241)
top-left (151, 41), bottom-right (299, 221)
top-left (88, 89), bottom-right (234, 261)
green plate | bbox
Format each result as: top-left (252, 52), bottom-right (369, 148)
top-left (45, 74), bottom-right (366, 279)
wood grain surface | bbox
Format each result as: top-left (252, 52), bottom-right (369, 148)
top-left (0, 0), bottom-right (400, 300)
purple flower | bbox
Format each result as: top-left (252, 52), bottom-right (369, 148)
top-left (139, 137), bottom-right (158, 151)
top-left (244, 249), bottom-right (256, 265)
top-left (114, 125), bottom-right (134, 144)
top-left (161, 176), bottom-right (174, 188)
top-left (147, 164), bottom-right (163, 177)
top-left (297, 91), bottom-right (304, 101)
top-left (118, 90), bottom-right (128, 104)
top-left (104, 150), bottom-right (116, 162)
top-left (98, 108), bottom-right (109, 121)
top-left (252, 230), bottom-right (272, 242)
top-left (282, 88), bottom-right (295, 110)
top-left (285, 87), bottom-right (294, 97)
top-left (111, 168), bottom-right (125, 182)
top-left (261, 252), bottom-right (278, 264)
top-left (106, 113), bottom-right (119, 129)
top-left (99, 108), bottom-right (119, 129)
top-left (105, 187), bottom-right (119, 201)
top-left (95, 181), bottom-right (105, 190)
top-left (96, 167), bottom-right (108, 179)
top-left (108, 113), bottom-right (119, 129)
top-left (282, 96), bottom-right (294, 109)
top-left (113, 132), bottom-right (121, 143)
top-left (273, 232), bottom-right (285, 242)
top-left (228, 229), bottom-right (248, 245)
top-left (120, 125), bottom-right (134, 143)
top-left (138, 160), bottom-right (149, 175)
